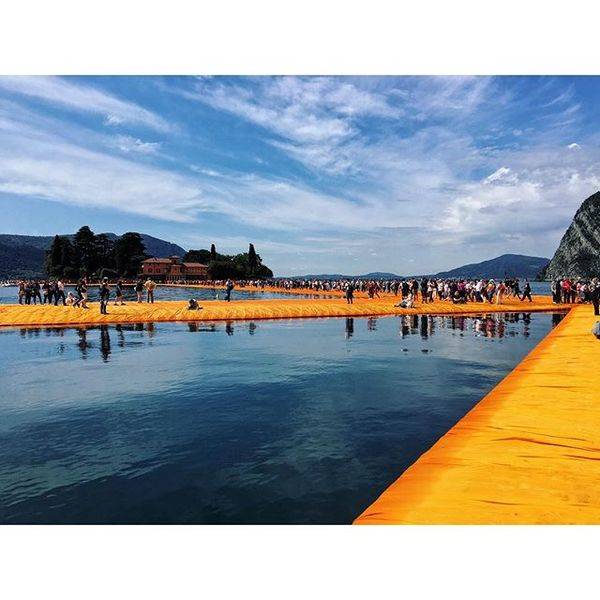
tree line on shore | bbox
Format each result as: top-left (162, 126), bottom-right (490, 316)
top-left (45, 226), bottom-right (273, 280)
top-left (183, 243), bottom-right (273, 280)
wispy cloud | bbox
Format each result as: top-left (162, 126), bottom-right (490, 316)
top-left (114, 134), bottom-right (161, 155)
top-left (0, 76), bottom-right (171, 132)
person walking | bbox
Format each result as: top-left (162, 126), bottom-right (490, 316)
top-left (144, 278), bottom-right (156, 303)
top-left (521, 279), bottom-right (533, 302)
top-left (99, 277), bottom-right (110, 315)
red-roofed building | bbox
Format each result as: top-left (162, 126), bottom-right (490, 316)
top-left (140, 256), bottom-right (209, 282)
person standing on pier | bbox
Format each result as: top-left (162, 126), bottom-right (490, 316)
top-left (144, 278), bottom-right (156, 303)
top-left (99, 277), bottom-right (110, 315)
top-left (345, 282), bottom-right (355, 304)
top-left (114, 280), bottom-right (125, 306)
top-left (225, 279), bottom-right (234, 302)
top-left (54, 280), bottom-right (66, 306)
top-left (591, 278), bottom-right (600, 316)
top-left (135, 278), bottom-right (144, 303)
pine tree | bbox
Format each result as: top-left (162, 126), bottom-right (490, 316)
top-left (60, 239), bottom-right (78, 280)
top-left (248, 243), bottom-right (258, 275)
top-left (73, 225), bottom-right (97, 276)
top-left (210, 243), bottom-right (217, 262)
top-left (46, 235), bottom-right (64, 276)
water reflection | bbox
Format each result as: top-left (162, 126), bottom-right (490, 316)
top-left (0, 310), bottom-right (564, 524)
top-left (395, 312), bottom-right (562, 340)
top-left (345, 317), bottom-right (354, 339)
top-left (16, 312), bottom-right (565, 363)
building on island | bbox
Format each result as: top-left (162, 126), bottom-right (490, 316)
top-left (140, 256), bottom-right (209, 282)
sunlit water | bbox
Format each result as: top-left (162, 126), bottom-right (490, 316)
top-left (0, 311), bottom-right (563, 523)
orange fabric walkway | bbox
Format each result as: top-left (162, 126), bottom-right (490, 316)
top-left (354, 304), bottom-right (600, 524)
top-left (0, 295), bottom-right (566, 328)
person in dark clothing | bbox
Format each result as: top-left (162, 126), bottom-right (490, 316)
top-left (188, 298), bottom-right (203, 310)
top-left (401, 280), bottom-right (409, 299)
top-left (114, 280), bottom-right (125, 306)
top-left (420, 277), bottom-right (429, 304)
top-left (32, 281), bottom-right (42, 304)
top-left (134, 279), bottom-right (144, 303)
top-left (73, 278), bottom-right (88, 308)
top-left (411, 279), bottom-right (419, 302)
top-left (591, 278), bottom-right (600, 316)
top-left (513, 279), bottom-right (521, 299)
top-left (99, 277), bottom-right (110, 315)
top-left (42, 280), bottom-right (51, 304)
top-left (225, 279), bottom-right (234, 302)
top-left (521, 280), bottom-right (533, 302)
top-left (54, 280), bottom-right (66, 306)
top-left (345, 283), bottom-right (355, 304)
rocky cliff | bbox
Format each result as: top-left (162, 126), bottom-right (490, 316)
top-left (545, 191), bottom-right (600, 280)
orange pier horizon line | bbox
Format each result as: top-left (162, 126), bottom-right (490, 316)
top-left (0, 295), bottom-right (568, 328)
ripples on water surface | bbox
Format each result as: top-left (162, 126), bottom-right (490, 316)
top-left (0, 311), bottom-right (563, 523)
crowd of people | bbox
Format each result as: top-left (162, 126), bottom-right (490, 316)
top-left (11, 274), bottom-right (600, 316)
top-left (15, 277), bottom-right (159, 314)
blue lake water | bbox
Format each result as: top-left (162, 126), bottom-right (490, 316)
top-left (0, 311), bottom-right (563, 524)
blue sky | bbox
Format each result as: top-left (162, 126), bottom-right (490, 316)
top-left (0, 75), bottom-right (597, 275)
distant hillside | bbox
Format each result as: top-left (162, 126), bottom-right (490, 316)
top-left (544, 191), bottom-right (600, 279)
top-left (0, 233), bottom-right (186, 278)
top-left (283, 272), bottom-right (402, 279)
top-left (433, 254), bottom-right (550, 280)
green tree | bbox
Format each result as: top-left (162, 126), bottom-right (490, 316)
top-left (184, 249), bottom-right (212, 263)
top-left (60, 239), bottom-right (78, 280)
top-left (46, 235), bottom-right (65, 277)
top-left (210, 243), bottom-right (217, 262)
top-left (114, 232), bottom-right (147, 277)
top-left (248, 243), bottom-right (258, 275)
top-left (94, 234), bottom-right (115, 272)
top-left (73, 225), bottom-right (97, 275)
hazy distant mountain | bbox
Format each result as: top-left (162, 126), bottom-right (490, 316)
top-left (544, 191), bottom-right (600, 279)
top-left (283, 271), bottom-right (402, 279)
top-left (0, 232), bottom-right (186, 278)
top-left (433, 254), bottom-right (550, 280)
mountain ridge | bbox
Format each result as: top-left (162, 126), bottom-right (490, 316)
top-left (544, 191), bottom-right (600, 279)
top-left (284, 254), bottom-right (550, 280)
top-left (0, 233), bottom-right (186, 278)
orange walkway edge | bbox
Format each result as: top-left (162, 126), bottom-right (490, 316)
top-left (0, 295), bottom-right (566, 328)
top-left (354, 304), bottom-right (600, 524)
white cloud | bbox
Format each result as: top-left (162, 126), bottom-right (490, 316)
top-left (115, 134), bottom-right (161, 155)
top-left (0, 76), bottom-right (170, 132)
top-left (568, 142), bottom-right (581, 150)
top-left (484, 166), bottom-right (518, 185)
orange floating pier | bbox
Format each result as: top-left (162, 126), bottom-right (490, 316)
top-left (354, 304), bottom-right (600, 524)
top-left (0, 295), bottom-right (566, 328)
